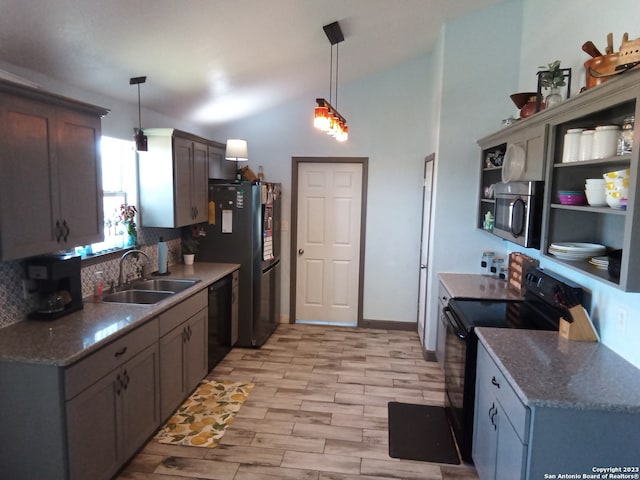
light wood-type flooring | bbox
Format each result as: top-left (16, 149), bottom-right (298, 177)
top-left (117, 323), bottom-right (479, 480)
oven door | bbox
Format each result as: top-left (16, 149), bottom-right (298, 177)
top-left (443, 306), bottom-right (469, 437)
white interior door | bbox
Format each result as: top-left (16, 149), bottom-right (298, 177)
top-left (417, 154), bottom-right (435, 345)
top-left (295, 162), bottom-right (363, 325)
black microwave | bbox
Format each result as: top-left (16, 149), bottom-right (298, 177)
top-left (492, 181), bottom-right (544, 248)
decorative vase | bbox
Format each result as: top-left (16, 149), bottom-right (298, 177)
top-left (183, 253), bottom-right (195, 265)
top-left (520, 95), bottom-right (543, 119)
top-left (126, 223), bottom-right (138, 247)
top-left (545, 86), bottom-right (562, 108)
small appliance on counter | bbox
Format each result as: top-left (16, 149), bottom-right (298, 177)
top-left (25, 255), bottom-right (83, 320)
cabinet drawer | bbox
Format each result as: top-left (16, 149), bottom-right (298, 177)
top-left (158, 289), bottom-right (207, 336)
top-left (477, 343), bottom-right (529, 443)
top-left (65, 318), bottom-right (159, 400)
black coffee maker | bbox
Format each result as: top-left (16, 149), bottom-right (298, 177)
top-left (26, 255), bottom-right (83, 320)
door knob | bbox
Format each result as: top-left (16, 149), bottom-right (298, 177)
top-left (420, 264), bottom-right (427, 269)
top-left (298, 249), bottom-right (304, 255)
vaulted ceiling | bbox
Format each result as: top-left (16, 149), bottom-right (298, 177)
top-left (0, 0), bottom-right (505, 128)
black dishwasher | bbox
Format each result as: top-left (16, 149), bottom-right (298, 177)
top-left (207, 271), bottom-right (238, 371)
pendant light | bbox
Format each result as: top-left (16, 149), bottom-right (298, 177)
top-left (314, 21), bottom-right (348, 142)
top-left (129, 76), bottom-right (148, 151)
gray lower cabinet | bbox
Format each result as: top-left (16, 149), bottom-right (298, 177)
top-left (66, 342), bottom-right (160, 480)
top-left (473, 343), bottom-right (528, 480)
top-left (473, 341), bottom-right (640, 479)
top-left (159, 289), bottom-right (208, 420)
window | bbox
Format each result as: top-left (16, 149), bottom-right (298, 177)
top-left (76, 136), bottom-right (137, 256)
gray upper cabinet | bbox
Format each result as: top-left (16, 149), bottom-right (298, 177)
top-left (540, 71), bottom-right (640, 291)
top-left (139, 128), bottom-right (210, 228)
top-left (0, 79), bottom-right (107, 260)
top-left (208, 141), bottom-right (234, 180)
top-left (477, 121), bottom-right (547, 231)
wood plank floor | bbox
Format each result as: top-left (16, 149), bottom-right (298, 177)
top-left (117, 323), bottom-right (479, 480)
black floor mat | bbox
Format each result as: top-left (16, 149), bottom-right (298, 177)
top-left (388, 402), bottom-right (460, 465)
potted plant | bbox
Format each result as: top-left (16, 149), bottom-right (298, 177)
top-left (538, 60), bottom-right (566, 108)
top-left (182, 223), bottom-right (206, 264)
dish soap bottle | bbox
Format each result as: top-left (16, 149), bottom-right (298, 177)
top-left (157, 237), bottom-right (168, 274)
top-left (93, 271), bottom-right (104, 301)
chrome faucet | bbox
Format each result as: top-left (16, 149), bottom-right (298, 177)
top-left (118, 249), bottom-right (151, 287)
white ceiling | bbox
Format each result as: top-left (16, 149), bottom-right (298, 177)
top-left (0, 0), bottom-right (505, 128)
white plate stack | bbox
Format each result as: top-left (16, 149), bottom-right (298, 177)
top-left (548, 242), bottom-right (607, 261)
top-left (588, 256), bottom-right (609, 270)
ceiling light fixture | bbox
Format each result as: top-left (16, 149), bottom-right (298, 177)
top-left (314, 21), bottom-right (348, 142)
top-left (225, 139), bottom-right (249, 180)
top-left (129, 76), bottom-right (148, 151)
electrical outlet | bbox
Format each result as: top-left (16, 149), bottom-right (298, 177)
top-left (617, 308), bottom-right (628, 332)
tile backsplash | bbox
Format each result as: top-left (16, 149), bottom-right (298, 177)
top-left (0, 234), bottom-right (181, 329)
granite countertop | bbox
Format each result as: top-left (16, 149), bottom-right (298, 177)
top-left (0, 262), bottom-right (239, 367)
top-left (439, 272), bottom-right (523, 301)
top-left (476, 327), bottom-right (640, 414)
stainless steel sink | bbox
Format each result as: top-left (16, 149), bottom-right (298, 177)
top-left (101, 289), bottom-right (175, 304)
top-left (130, 278), bottom-right (199, 293)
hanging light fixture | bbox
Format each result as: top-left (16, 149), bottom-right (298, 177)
top-left (314, 21), bottom-right (348, 142)
top-left (225, 139), bottom-right (248, 181)
top-left (129, 76), bottom-right (148, 151)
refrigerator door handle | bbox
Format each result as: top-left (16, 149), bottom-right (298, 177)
top-left (262, 259), bottom-right (281, 274)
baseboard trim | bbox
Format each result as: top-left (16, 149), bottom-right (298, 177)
top-left (359, 319), bottom-right (417, 331)
top-left (423, 348), bottom-right (437, 362)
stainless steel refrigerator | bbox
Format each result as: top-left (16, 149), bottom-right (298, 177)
top-left (199, 181), bottom-right (281, 347)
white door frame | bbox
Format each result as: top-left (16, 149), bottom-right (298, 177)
top-left (417, 153), bottom-right (436, 346)
top-left (290, 157), bottom-right (368, 326)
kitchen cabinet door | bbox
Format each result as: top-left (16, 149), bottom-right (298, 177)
top-left (0, 81), bottom-right (106, 260)
top-left (0, 94), bottom-right (60, 259)
top-left (208, 141), bottom-right (234, 180)
top-left (140, 129), bottom-right (209, 228)
top-left (159, 306), bottom-right (208, 420)
top-left (55, 108), bottom-right (104, 248)
top-left (191, 140), bottom-right (209, 224)
top-left (473, 380), bottom-right (498, 480)
top-left (174, 136), bottom-right (196, 226)
top-left (159, 321), bottom-right (186, 420)
top-left (119, 342), bottom-right (161, 460)
top-left (495, 408), bottom-right (527, 480)
top-left (66, 343), bottom-right (159, 480)
top-left (184, 308), bottom-right (208, 393)
top-left (66, 365), bottom-right (120, 480)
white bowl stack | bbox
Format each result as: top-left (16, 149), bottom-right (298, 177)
top-left (584, 178), bottom-right (606, 207)
top-left (603, 168), bottom-right (630, 210)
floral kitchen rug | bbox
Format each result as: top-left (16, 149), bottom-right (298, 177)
top-left (155, 380), bottom-right (254, 448)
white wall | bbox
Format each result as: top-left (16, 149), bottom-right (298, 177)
top-left (426, 0), bottom-right (524, 352)
top-left (428, 0), bottom-right (640, 368)
top-left (0, 60), bottom-right (210, 140)
top-left (211, 54), bottom-right (435, 324)
top-left (515, 0), bottom-right (640, 368)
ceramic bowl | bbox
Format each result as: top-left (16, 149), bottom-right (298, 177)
top-left (558, 191), bottom-right (587, 205)
top-left (585, 188), bottom-right (607, 206)
top-left (603, 168), bottom-right (631, 180)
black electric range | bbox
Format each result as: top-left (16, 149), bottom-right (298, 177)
top-left (442, 266), bottom-right (586, 462)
